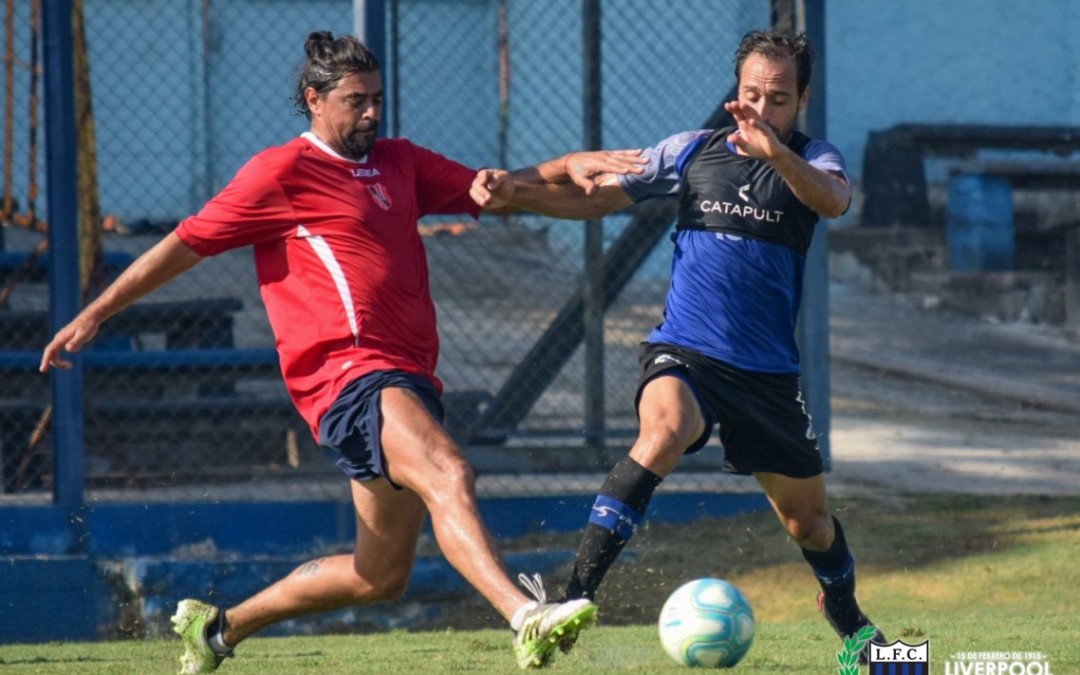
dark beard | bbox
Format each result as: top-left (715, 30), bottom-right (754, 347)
top-left (339, 121), bottom-right (379, 160)
top-left (772, 119), bottom-right (798, 144)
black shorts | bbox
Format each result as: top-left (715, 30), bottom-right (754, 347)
top-left (318, 370), bottom-right (444, 489)
top-left (635, 342), bottom-right (823, 478)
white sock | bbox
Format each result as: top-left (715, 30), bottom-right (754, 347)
top-left (206, 617), bottom-right (233, 657)
top-left (510, 601), bottom-right (539, 632)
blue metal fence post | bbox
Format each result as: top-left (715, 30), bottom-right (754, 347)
top-left (354, 0), bottom-right (388, 136)
top-left (798, 0), bottom-right (831, 468)
top-left (43, 0), bottom-right (86, 538)
top-left (582, 0), bottom-right (604, 453)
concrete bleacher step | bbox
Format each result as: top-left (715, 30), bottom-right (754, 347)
top-left (828, 225), bottom-right (949, 292)
top-left (829, 225), bottom-right (1071, 325)
top-left (906, 270), bottom-right (1064, 324)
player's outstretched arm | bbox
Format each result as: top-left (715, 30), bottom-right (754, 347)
top-left (39, 232), bottom-right (204, 372)
top-left (472, 149), bottom-right (641, 219)
top-left (473, 169), bottom-right (633, 220)
top-left (522, 149), bottom-right (646, 195)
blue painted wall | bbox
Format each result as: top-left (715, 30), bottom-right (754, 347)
top-left (5, 1), bottom-right (1077, 228)
top-left (0, 492), bottom-right (769, 643)
top-left (826, 0), bottom-right (1080, 223)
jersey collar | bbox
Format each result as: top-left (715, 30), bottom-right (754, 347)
top-left (301, 131), bottom-right (370, 164)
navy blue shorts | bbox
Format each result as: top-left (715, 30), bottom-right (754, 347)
top-left (635, 342), bottom-right (823, 478)
top-left (319, 370), bottom-right (444, 489)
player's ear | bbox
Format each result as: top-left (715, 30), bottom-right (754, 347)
top-left (305, 87), bottom-right (322, 115)
top-left (798, 85), bottom-right (811, 114)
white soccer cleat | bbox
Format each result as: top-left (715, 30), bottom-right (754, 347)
top-left (513, 573), bottom-right (599, 669)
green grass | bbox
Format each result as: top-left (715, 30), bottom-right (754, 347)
top-left (2, 494), bottom-right (1079, 673)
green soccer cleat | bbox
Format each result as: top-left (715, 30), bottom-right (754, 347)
top-left (171, 599), bottom-right (229, 674)
top-left (513, 573), bottom-right (599, 669)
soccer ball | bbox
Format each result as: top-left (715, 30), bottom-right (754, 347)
top-left (657, 578), bottom-right (755, 668)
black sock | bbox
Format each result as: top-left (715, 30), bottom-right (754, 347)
top-left (802, 516), bottom-right (863, 629)
top-left (564, 457), bottom-right (662, 600)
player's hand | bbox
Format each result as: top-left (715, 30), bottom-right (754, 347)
top-left (470, 168), bottom-right (515, 210)
top-left (724, 101), bottom-right (783, 160)
top-left (39, 314), bottom-right (101, 372)
top-left (565, 149), bottom-right (646, 195)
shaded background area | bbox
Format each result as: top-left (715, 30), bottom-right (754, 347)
top-left (0, 0), bottom-right (772, 501)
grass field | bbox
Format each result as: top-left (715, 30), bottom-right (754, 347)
top-left (2, 494), bottom-right (1078, 673)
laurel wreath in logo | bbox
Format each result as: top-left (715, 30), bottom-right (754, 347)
top-left (836, 624), bottom-right (880, 675)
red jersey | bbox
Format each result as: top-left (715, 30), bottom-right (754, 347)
top-left (175, 133), bottom-right (481, 440)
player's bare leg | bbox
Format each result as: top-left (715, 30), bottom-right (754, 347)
top-left (377, 387), bottom-right (596, 668)
top-left (564, 375), bottom-right (704, 602)
top-left (376, 387), bottom-right (532, 618)
top-left (173, 474), bottom-right (427, 672)
top-left (629, 376), bottom-right (707, 477)
top-left (755, 471), bottom-right (884, 662)
top-left (221, 477), bottom-right (428, 644)
top-left (755, 471), bottom-right (832, 550)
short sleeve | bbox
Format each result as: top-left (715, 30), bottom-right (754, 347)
top-left (802, 139), bottom-right (849, 183)
top-left (408, 142), bottom-right (482, 219)
top-left (617, 129), bottom-right (711, 202)
top-left (175, 154), bottom-right (297, 257)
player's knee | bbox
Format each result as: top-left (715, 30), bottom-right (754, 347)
top-left (371, 572), bottom-right (411, 602)
top-left (637, 425), bottom-right (691, 457)
top-left (784, 513), bottom-right (831, 550)
top-left (351, 570), bottom-right (411, 603)
top-left (424, 444), bottom-right (476, 493)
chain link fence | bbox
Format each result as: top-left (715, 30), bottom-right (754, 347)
top-left (0, 0), bottom-right (770, 502)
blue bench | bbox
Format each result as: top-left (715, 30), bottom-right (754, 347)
top-left (0, 297), bottom-right (293, 491)
top-left (0, 250), bottom-right (136, 285)
top-left (0, 348), bottom-right (279, 371)
top-left (861, 123), bottom-right (1080, 229)
top-left (0, 394), bottom-right (306, 492)
top-left (0, 347), bottom-right (281, 399)
top-left (0, 297), bottom-right (242, 350)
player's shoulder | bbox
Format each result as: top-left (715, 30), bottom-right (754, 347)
top-left (795, 133), bottom-right (843, 159)
top-left (652, 128), bottom-right (714, 149)
top-left (246, 136), bottom-right (309, 175)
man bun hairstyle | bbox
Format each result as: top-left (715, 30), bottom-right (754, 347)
top-left (733, 30), bottom-right (813, 97)
top-left (294, 31), bottom-right (381, 119)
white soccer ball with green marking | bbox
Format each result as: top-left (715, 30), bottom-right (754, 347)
top-left (657, 578), bottom-right (755, 668)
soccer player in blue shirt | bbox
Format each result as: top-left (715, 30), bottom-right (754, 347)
top-left (475, 29), bottom-right (886, 662)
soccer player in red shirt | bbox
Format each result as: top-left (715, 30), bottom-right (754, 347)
top-left (39, 32), bottom-right (641, 673)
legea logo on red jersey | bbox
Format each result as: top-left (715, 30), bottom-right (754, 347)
top-left (367, 183), bottom-right (392, 210)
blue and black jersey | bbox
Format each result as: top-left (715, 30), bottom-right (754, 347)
top-left (618, 126), bottom-right (848, 374)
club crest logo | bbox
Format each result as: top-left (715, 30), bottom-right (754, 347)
top-left (868, 639), bottom-right (930, 675)
top-left (367, 183), bottom-right (392, 210)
